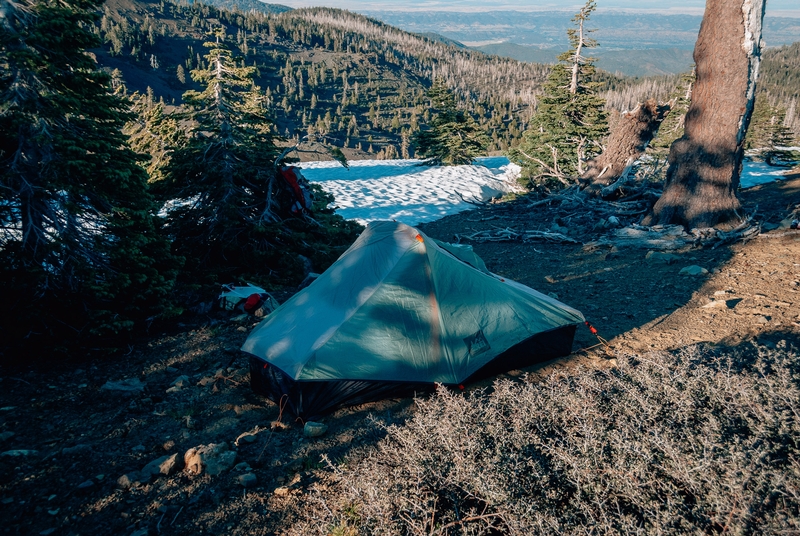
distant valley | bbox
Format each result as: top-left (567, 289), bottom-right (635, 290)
top-left (363, 10), bottom-right (800, 76)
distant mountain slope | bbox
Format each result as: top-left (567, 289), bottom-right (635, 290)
top-left (199, 0), bottom-right (291, 15)
top-left (94, 0), bottom-right (549, 155)
top-left (367, 10), bottom-right (800, 58)
top-left (473, 44), bottom-right (694, 77)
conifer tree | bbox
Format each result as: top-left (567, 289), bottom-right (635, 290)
top-left (510, 1), bottom-right (607, 187)
top-left (413, 79), bottom-right (488, 166)
top-left (0, 0), bottom-right (178, 352)
top-left (157, 27), bottom-right (360, 283)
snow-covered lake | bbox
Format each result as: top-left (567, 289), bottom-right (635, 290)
top-left (301, 156), bottom-right (795, 226)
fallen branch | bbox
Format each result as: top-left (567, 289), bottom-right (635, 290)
top-left (456, 227), bottom-right (579, 244)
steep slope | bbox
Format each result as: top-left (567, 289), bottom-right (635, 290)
top-left (94, 0), bottom-right (549, 155)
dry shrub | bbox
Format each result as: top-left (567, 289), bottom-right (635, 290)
top-left (295, 339), bottom-right (800, 535)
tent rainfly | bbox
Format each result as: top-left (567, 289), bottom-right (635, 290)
top-left (242, 221), bottom-right (584, 418)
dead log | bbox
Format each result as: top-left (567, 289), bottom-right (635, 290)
top-left (580, 99), bottom-right (672, 198)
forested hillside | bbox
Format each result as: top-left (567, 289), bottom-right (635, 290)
top-left (95, 0), bottom-right (549, 155)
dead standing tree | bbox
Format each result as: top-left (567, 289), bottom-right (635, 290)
top-left (580, 99), bottom-right (672, 198)
top-left (642, 0), bottom-right (766, 230)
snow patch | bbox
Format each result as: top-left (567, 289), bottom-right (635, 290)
top-left (304, 157), bottom-right (522, 225)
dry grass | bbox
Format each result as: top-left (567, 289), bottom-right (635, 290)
top-left (295, 339), bottom-right (800, 535)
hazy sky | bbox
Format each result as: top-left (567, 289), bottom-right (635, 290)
top-left (274, 0), bottom-right (798, 17)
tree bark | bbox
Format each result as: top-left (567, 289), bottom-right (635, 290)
top-left (580, 99), bottom-right (671, 197)
top-left (642, 0), bottom-right (765, 230)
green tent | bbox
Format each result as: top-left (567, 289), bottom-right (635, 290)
top-left (243, 221), bottom-right (584, 417)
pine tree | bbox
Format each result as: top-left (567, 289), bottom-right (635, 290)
top-left (413, 79), bottom-right (489, 166)
top-left (0, 0), bottom-right (178, 352)
top-left (157, 28), bottom-right (360, 283)
top-left (509, 1), bottom-right (607, 188)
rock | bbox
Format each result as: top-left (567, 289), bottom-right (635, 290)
top-left (183, 443), bottom-right (236, 476)
top-left (238, 434), bottom-right (257, 444)
top-left (117, 472), bottom-right (146, 489)
top-left (39, 529), bottom-right (56, 536)
top-left (1, 449), bottom-right (38, 457)
top-left (0, 431), bottom-right (15, 442)
top-left (141, 453), bottom-right (182, 477)
top-left (274, 486), bottom-right (291, 496)
top-left (754, 315), bottom-right (770, 324)
top-left (171, 375), bottom-right (190, 388)
top-left (235, 462), bottom-right (252, 472)
top-left (701, 300), bottom-right (727, 309)
top-left (645, 251), bottom-right (680, 265)
top-left (100, 378), bottom-right (145, 393)
top-left (607, 215), bottom-right (621, 227)
top-left (238, 473), bottom-right (257, 488)
top-left (679, 265), bottom-right (708, 276)
top-left (165, 367), bottom-right (178, 373)
top-left (131, 445), bottom-right (146, 453)
top-left (130, 529), bottom-right (150, 536)
top-left (231, 314), bottom-right (250, 323)
top-left (62, 444), bottom-right (91, 456)
top-left (303, 422), bottom-right (328, 438)
top-left (76, 480), bottom-right (94, 491)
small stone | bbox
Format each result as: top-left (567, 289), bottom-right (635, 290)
top-left (0, 431), bottom-right (15, 442)
top-left (701, 300), bottom-right (726, 309)
top-left (274, 486), bottom-right (290, 496)
top-left (131, 445), bottom-right (146, 453)
top-left (607, 215), bottom-right (620, 227)
top-left (76, 480), bottom-right (94, 491)
top-left (171, 375), bottom-right (190, 388)
top-left (235, 462), bottom-right (251, 472)
top-left (100, 378), bottom-right (145, 393)
top-left (62, 444), bottom-right (91, 456)
top-left (238, 473), bottom-right (257, 488)
top-left (754, 315), bottom-right (770, 324)
top-left (645, 251), bottom-right (680, 264)
top-left (130, 529), bottom-right (150, 536)
top-left (141, 453), bottom-right (182, 477)
top-left (238, 434), bottom-right (257, 444)
top-left (1, 449), bottom-right (38, 457)
top-left (166, 367), bottom-right (178, 373)
top-left (184, 443), bottom-right (236, 476)
top-left (303, 422), bottom-right (328, 438)
top-left (39, 529), bottom-right (56, 536)
top-left (236, 326), bottom-right (247, 332)
top-left (117, 471), bottom-right (146, 489)
top-left (231, 314), bottom-right (250, 323)
top-left (679, 265), bottom-right (708, 276)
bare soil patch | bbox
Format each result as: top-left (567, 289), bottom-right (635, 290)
top-left (1, 176), bottom-right (798, 535)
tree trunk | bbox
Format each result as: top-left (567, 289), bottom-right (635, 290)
top-left (642, 0), bottom-right (765, 230)
top-left (580, 99), bottom-right (671, 196)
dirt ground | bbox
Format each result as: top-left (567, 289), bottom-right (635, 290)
top-left (1, 173), bottom-right (799, 536)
